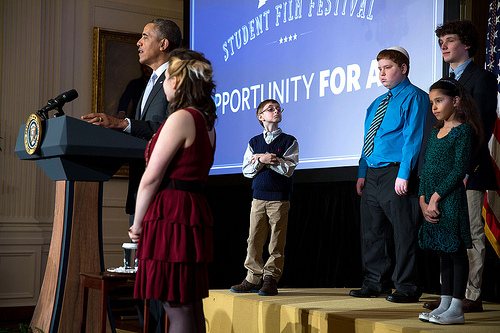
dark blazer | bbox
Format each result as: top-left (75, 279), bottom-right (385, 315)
top-left (419, 61), bottom-right (498, 191)
top-left (126, 70), bottom-right (169, 214)
top-left (459, 61), bottom-right (498, 190)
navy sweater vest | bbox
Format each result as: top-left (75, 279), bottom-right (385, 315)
top-left (249, 132), bottom-right (296, 201)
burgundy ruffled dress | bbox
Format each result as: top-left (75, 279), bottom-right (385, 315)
top-left (134, 108), bottom-right (215, 303)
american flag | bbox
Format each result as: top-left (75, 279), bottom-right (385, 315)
top-left (484, 0), bottom-right (500, 258)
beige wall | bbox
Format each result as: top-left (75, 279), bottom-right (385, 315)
top-left (0, 0), bottom-right (183, 307)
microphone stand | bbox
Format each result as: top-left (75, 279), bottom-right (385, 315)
top-left (37, 104), bottom-right (66, 120)
top-left (54, 105), bottom-right (65, 118)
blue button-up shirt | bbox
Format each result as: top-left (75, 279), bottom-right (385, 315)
top-left (358, 78), bottom-right (429, 180)
top-left (449, 58), bottom-right (471, 80)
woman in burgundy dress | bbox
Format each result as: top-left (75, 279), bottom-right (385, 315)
top-left (128, 48), bottom-right (216, 333)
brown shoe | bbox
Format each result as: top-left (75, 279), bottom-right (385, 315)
top-left (258, 275), bottom-right (278, 296)
top-left (463, 298), bottom-right (483, 312)
top-left (230, 279), bottom-right (262, 293)
top-left (423, 298), bottom-right (440, 310)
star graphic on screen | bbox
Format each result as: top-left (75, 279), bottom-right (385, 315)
top-left (279, 34), bottom-right (298, 44)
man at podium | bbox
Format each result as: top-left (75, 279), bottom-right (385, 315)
top-left (82, 18), bottom-right (182, 333)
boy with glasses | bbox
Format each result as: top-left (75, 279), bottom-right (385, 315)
top-left (230, 99), bottom-right (299, 296)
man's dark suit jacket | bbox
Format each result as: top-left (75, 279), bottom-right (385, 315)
top-left (419, 61), bottom-right (498, 191)
top-left (126, 70), bottom-right (169, 214)
top-left (459, 61), bottom-right (498, 190)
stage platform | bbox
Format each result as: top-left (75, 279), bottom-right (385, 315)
top-left (202, 288), bottom-right (500, 332)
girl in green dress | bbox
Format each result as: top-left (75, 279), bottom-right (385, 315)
top-left (418, 79), bottom-right (483, 325)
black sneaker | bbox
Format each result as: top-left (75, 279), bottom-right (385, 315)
top-left (230, 279), bottom-right (262, 293)
top-left (258, 275), bottom-right (278, 296)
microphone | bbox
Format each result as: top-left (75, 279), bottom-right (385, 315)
top-left (37, 89), bottom-right (78, 119)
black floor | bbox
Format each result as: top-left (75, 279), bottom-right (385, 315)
top-left (0, 284), bottom-right (142, 333)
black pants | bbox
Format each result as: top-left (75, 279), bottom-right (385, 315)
top-left (360, 165), bottom-right (420, 294)
top-left (439, 247), bottom-right (469, 299)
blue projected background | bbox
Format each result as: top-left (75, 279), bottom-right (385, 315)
top-left (189, 0), bottom-right (444, 175)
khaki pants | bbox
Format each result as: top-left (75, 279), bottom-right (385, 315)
top-left (465, 190), bottom-right (486, 301)
top-left (244, 199), bottom-right (290, 284)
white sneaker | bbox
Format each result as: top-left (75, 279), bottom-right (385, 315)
top-left (429, 314), bottom-right (465, 325)
top-left (418, 312), bottom-right (430, 322)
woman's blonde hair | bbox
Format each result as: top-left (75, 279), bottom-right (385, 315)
top-left (167, 48), bottom-right (217, 129)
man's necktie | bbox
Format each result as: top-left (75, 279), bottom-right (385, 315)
top-left (140, 72), bottom-right (158, 116)
top-left (362, 91), bottom-right (392, 157)
top-left (449, 72), bottom-right (455, 79)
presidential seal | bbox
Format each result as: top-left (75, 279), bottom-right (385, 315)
top-left (24, 113), bottom-right (43, 155)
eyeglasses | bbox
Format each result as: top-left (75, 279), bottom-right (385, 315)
top-left (260, 106), bottom-right (284, 114)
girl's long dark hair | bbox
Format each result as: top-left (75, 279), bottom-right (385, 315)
top-left (167, 48), bottom-right (217, 130)
top-left (429, 78), bottom-right (483, 151)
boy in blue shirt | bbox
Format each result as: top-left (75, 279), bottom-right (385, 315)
top-left (230, 99), bottom-right (299, 296)
top-left (350, 47), bottom-right (428, 303)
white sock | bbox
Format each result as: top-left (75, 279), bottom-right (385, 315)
top-left (430, 295), bottom-right (452, 316)
top-left (438, 298), bottom-right (464, 319)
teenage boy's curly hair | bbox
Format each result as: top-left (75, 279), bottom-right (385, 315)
top-left (435, 20), bottom-right (479, 58)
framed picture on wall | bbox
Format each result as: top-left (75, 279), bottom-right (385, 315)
top-left (92, 28), bottom-right (149, 177)
top-left (92, 27), bottom-right (149, 120)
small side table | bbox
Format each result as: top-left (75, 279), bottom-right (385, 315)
top-left (80, 272), bottom-right (135, 333)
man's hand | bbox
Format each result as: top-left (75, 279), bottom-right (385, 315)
top-left (81, 112), bottom-right (128, 131)
top-left (356, 178), bottom-right (365, 196)
top-left (394, 177), bottom-right (408, 196)
top-left (117, 111), bottom-right (127, 120)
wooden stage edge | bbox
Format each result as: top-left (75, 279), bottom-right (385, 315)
top-left (203, 288), bottom-right (500, 333)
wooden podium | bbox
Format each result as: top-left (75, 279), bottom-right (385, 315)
top-left (15, 115), bottom-right (147, 333)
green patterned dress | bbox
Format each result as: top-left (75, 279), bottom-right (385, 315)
top-left (418, 123), bottom-right (473, 253)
